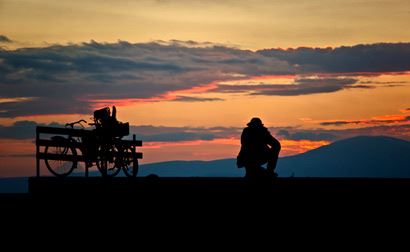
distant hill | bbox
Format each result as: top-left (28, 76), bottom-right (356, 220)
top-left (2, 135), bottom-right (410, 193)
top-left (278, 136), bottom-right (410, 177)
top-left (0, 177), bottom-right (28, 193)
top-left (139, 136), bottom-right (410, 178)
top-left (139, 159), bottom-right (244, 177)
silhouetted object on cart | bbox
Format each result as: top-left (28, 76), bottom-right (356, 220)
top-left (237, 117), bottom-right (281, 179)
top-left (36, 106), bottom-right (142, 177)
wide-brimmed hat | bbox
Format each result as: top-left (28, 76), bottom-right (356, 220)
top-left (247, 117), bottom-right (263, 127)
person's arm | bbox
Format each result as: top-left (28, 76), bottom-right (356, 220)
top-left (112, 106), bottom-right (117, 120)
top-left (241, 128), bottom-right (248, 145)
top-left (266, 129), bottom-right (281, 151)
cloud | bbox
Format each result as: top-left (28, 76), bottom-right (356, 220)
top-left (0, 121), bottom-right (242, 142)
top-left (0, 40), bottom-right (291, 117)
top-left (275, 124), bottom-right (410, 142)
top-left (320, 115), bottom-right (410, 126)
top-left (0, 35), bottom-right (12, 43)
top-left (276, 129), bottom-right (337, 141)
top-left (216, 77), bottom-right (359, 96)
top-left (171, 96), bottom-right (224, 102)
top-left (258, 43), bottom-right (410, 73)
top-left (2, 41), bottom-right (410, 118)
top-left (359, 80), bottom-right (407, 85)
top-left (0, 121), bottom-right (64, 139)
top-left (3, 119), bottom-right (410, 144)
top-left (129, 125), bottom-right (241, 142)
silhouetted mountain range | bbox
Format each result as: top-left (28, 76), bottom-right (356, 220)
top-left (279, 136), bottom-right (410, 177)
top-left (138, 136), bottom-right (410, 178)
top-left (0, 177), bottom-right (28, 193)
top-left (1, 135), bottom-right (409, 193)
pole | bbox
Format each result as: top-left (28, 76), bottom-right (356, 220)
top-left (36, 127), bottom-right (40, 177)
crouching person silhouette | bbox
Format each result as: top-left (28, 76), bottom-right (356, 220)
top-left (237, 117), bottom-right (281, 179)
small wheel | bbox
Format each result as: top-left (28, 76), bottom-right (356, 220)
top-left (96, 144), bottom-right (122, 177)
top-left (123, 147), bottom-right (138, 177)
top-left (45, 136), bottom-right (77, 177)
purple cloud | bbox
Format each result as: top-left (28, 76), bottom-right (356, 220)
top-left (216, 77), bottom-right (358, 96)
top-left (258, 43), bottom-right (410, 73)
top-left (1, 41), bottom-right (410, 118)
top-left (0, 41), bottom-right (291, 117)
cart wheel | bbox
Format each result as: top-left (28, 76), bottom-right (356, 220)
top-left (96, 144), bottom-right (122, 177)
top-left (45, 136), bottom-right (77, 177)
top-left (123, 147), bottom-right (138, 177)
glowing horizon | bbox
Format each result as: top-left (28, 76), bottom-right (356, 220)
top-left (1, 1), bottom-right (410, 177)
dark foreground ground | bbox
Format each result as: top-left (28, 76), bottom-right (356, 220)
top-left (3, 177), bottom-right (410, 209)
top-left (26, 176), bottom-right (410, 196)
top-left (3, 177), bottom-right (410, 240)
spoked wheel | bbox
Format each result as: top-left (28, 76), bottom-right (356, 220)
top-left (122, 147), bottom-right (138, 177)
top-left (96, 144), bottom-right (122, 177)
top-left (45, 136), bottom-right (77, 177)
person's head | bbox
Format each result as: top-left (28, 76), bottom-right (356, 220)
top-left (247, 117), bottom-right (264, 128)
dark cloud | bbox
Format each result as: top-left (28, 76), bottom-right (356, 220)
top-left (276, 129), bottom-right (337, 141)
top-left (172, 96), bottom-right (224, 102)
top-left (359, 81), bottom-right (407, 85)
top-left (354, 80), bottom-right (408, 89)
top-left (0, 41), bottom-right (291, 117)
top-left (344, 84), bottom-right (375, 89)
top-left (128, 125), bottom-right (241, 142)
top-left (0, 121), bottom-right (64, 139)
top-left (274, 124), bottom-right (410, 142)
top-left (0, 35), bottom-right (12, 43)
top-left (338, 124), bottom-right (410, 141)
top-left (133, 132), bottom-right (215, 142)
top-left (216, 77), bottom-right (358, 96)
top-left (0, 121), bottom-right (242, 142)
top-left (2, 41), bottom-right (410, 118)
top-left (258, 43), bottom-right (410, 73)
top-left (320, 116), bottom-right (410, 126)
top-left (1, 120), bottom-right (410, 143)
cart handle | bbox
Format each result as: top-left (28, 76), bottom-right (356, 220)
top-left (65, 119), bottom-right (87, 129)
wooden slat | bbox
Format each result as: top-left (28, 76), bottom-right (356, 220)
top-left (114, 139), bottom-right (143, 147)
top-left (36, 126), bottom-right (90, 137)
top-left (37, 127), bottom-right (142, 146)
top-left (37, 139), bottom-right (142, 149)
top-left (37, 151), bottom-right (142, 160)
top-left (36, 129), bottom-right (40, 177)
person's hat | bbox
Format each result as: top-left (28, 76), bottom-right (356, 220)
top-left (247, 117), bottom-right (263, 127)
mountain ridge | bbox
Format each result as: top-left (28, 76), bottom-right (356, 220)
top-left (138, 135), bottom-right (410, 178)
top-left (1, 135), bottom-right (409, 193)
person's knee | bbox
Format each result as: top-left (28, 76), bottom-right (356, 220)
top-left (270, 145), bottom-right (280, 155)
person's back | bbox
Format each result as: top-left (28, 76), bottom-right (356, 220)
top-left (237, 118), bottom-right (281, 179)
top-left (241, 125), bottom-right (272, 155)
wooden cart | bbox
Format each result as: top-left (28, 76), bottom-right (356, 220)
top-left (36, 126), bottom-right (142, 177)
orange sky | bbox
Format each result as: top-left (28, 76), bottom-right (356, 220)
top-left (1, 1), bottom-right (410, 177)
top-left (1, 0), bottom-right (410, 50)
top-left (1, 62), bottom-right (410, 177)
top-left (0, 137), bottom-right (331, 177)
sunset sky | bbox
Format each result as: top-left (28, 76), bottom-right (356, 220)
top-left (1, 0), bottom-right (410, 177)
